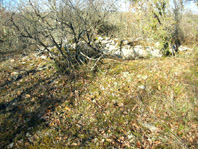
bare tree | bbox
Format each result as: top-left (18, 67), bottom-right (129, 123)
top-left (11, 0), bottom-right (116, 72)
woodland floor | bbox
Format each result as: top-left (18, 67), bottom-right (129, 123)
top-left (0, 47), bottom-right (198, 148)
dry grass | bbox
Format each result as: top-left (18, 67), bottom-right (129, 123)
top-left (0, 47), bottom-right (198, 148)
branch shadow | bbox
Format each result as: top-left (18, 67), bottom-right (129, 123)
top-left (0, 72), bottom-right (68, 148)
top-left (0, 51), bottom-right (104, 148)
top-left (0, 69), bottom-right (39, 89)
top-left (0, 50), bottom-right (29, 62)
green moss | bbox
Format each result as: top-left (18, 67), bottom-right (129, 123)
top-left (173, 85), bottom-right (183, 96)
top-left (95, 36), bottom-right (99, 40)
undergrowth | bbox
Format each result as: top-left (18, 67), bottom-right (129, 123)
top-left (0, 48), bottom-right (198, 148)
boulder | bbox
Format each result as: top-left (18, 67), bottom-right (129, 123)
top-left (121, 46), bottom-right (135, 59)
top-left (133, 46), bottom-right (149, 58)
top-left (147, 47), bottom-right (162, 57)
top-left (107, 45), bottom-right (119, 52)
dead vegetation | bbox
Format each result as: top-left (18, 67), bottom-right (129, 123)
top-left (0, 47), bottom-right (198, 148)
top-left (0, 0), bottom-right (198, 148)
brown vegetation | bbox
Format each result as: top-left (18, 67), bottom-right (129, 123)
top-left (0, 0), bottom-right (198, 148)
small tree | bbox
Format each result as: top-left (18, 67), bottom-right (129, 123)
top-left (140, 0), bottom-right (175, 55)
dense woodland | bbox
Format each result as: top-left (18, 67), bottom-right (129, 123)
top-left (0, 0), bottom-right (198, 148)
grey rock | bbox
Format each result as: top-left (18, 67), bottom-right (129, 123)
top-left (101, 40), bottom-right (109, 44)
top-left (128, 134), bottom-right (135, 140)
top-left (10, 59), bottom-right (15, 62)
top-left (138, 85), bottom-right (145, 90)
top-left (40, 55), bottom-right (47, 59)
top-left (11, 71), bottom-right (19, 76)
top-left (133, 46), bottom-right (149, 58)
top-left (67, 37), bottom-right (163, 59)
top-left (121, 46), bottom-right (135, 59)
top-left (98, 36), bottom-right (103, 41)
top-left (147, 47), bottom-right (162, 57)
top-left (155, 42), bottom-right (160, 48)
top-left (142, 123), bottom-right (159, 132)
top-left (8, 143), bottom-right (14, 148)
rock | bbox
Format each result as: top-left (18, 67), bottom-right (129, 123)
top-left (128, 134), bottom-right (135, 140)
top-left (145, 38), bottom-right (153, 42)
top-left (120, 44), bottom-right (162, 59)
top-left (40, 55), bottom-right (47, 59)
top-left (69, 43), bottom-right (76, 49)
top-left (121, 46), bottom-right (135, 59)
top-left (64, 37), bottom-right (163, 59)
top-left (179, 46), bottom-right (190, 51)
top-left (133, 46), bottom-right (149, 58)
top-left (26, 132), bottom-right (31, 137)
top-left (102, 49), bottom-right (110, 54)
top-left (148, 47), bottom-right (162, 57)
top-left (105, 37), bottom-right (110, 40)
top-left (101, 40), bottom-right (109, 44)
top-left (138, 85), bottom-right (145, 90)
top-left (142, 75), bottom-right (148, 80)
top-left (98, 36), bottom-right (103, 41)
top-left (155, 42), bottom-right (160, 48)
top-left (10, 59), bottom-right (15, 62)
top-left (121, 45), bottom-right (150, 59)
top-left (121, 40), bottom-right (129, 45)
top-left (122, 72), bottom-right (130, 77)
top-left (11, 71), bottom-right (19, 76)
top-left (137, 75), bottom-right (148, 80)
top-left (122, 72), bottom-right (134, 82)
top-left (8, 142), bottom-right (14, 148)
top-left (110, 40), bottom-right (116, 45)
top-left (108, 45), bottom-right (119, 53)
top-left (105, 43), bottom-right (111, 48)
top-left (22, 56), bottom-right (29, 61)
top-left (142, 123), bottom-right (159, 132)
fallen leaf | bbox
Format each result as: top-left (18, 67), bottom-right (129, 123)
top-left (65, 106), bottom-right (71, 111)
top-left (25, 94), bottom-right (31, 98)
top-left (136, 140), bottom-right (141, 147)
top-left (106, 139), bottom-right (112, 142)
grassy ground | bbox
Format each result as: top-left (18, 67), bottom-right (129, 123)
top-left (0, 47), bottom-right (198, 148)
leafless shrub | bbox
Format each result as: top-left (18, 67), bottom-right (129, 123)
top-left (10, 0), bottom-right (117, 73)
